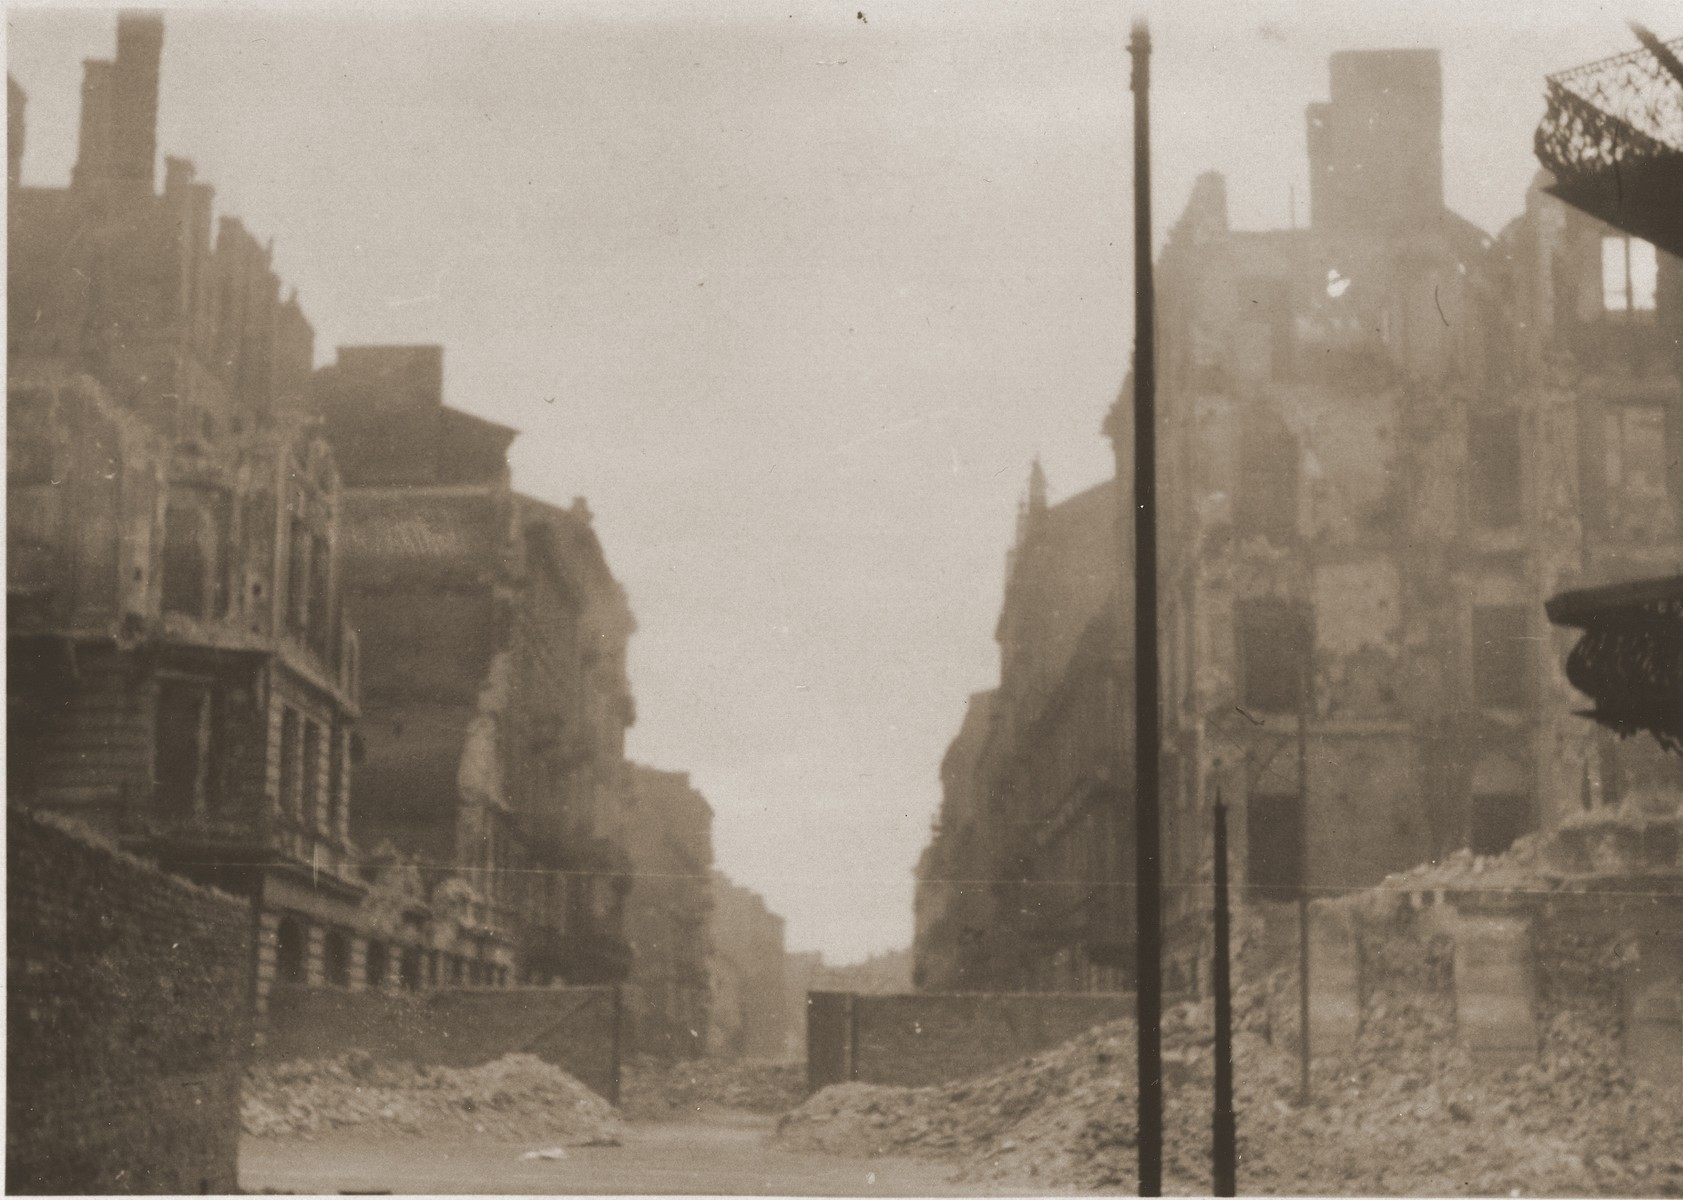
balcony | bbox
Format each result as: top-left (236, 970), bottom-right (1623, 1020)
top-left (1535, 33), bottom-right (1683, 256)
top-left (1545, 574), bottom-right (1683, 751)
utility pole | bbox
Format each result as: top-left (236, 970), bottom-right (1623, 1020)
top-left (1212, 790), bottom-right (1236, 1197)
top-left (1296, 650), bottom-right (1312, 1106)
top-left (1127, 17), bottom-right (1163, 1199)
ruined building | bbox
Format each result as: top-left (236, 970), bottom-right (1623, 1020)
top-left (317, 345), bottom-right (639, 986)
top-left (6, 15), bottom-right (367, 1016)
top-left (622, 764), bottom-right (715, 1058)
top-left (708, 872), bottom-right (790, 1059)
top-left (914, 473), bottom-right (1134, 993)
top-left (8, 10), bottom-right (649, 1006)
top-left (915, 47), bottom-right (1683, 994)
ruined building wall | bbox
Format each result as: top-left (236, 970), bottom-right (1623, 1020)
top-left (324, 346), bottom-right (638, 986)
top-left (709, 872), bottom-right (790, 1059)
top-left (6, 808), bottom-right (251, 1195)
top-left (623, 765), bottom-right (715, 1058)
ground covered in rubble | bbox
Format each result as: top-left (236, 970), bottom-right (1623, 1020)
top-left (776, 986), bottom-right (1683, 1196)
top-left (242, 1051), bottom-right (627, 1145)
top-left (619, 1055), bottom-right (806, 1121)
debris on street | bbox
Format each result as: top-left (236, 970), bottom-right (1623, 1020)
top-left (775, 987), bottom-right (1683, 1196)
top-left (618, 1055), bottom-right (806, 1121)
top-left (242, 1051), bottom-right (626, 1145)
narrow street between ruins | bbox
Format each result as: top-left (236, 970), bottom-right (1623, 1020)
top-left (237, 1110), bottom-right (1086, 1197)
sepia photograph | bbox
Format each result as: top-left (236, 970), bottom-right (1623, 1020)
top-left (5, 0), bottom-right (1681, 1194)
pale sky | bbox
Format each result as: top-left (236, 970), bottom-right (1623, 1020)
top-left (7, 0), bottom-right (1670, 962)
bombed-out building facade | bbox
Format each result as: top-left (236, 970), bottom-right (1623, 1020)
top-left (6, 13), bottom-right (373, 1016)
top-left (622, 764), bottom-right (716, 1057)
top-left (4, 13), bottom-right (712, 1023)
top-left (916, 47), bottom-right (1683, 993)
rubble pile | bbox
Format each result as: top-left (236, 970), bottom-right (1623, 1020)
top-left (619, 1055), bottom-right (806, 1120)
top-left (776, 992), bottom-right (1683, 1196)
top-left (242, 1051), bottom-right (626, 1144)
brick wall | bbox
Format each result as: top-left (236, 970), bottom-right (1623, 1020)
top-left (6, 807), bottom-right (252, 1194)
top-left (807, 991), bottom-right (1132, 1091)
top-left (259, 983), bottom-right (622, 1101)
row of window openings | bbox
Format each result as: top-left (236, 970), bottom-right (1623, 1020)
top-left (1234, 601), bottom-right (1532, 712)
top-left (273, 919), bottom-right (508, 989)
top-left (1233, 236), bottom-right (1654, 378)
top-left (278, 707), bottom-right (345, 835)
top-left (161, 504), bottom-right (332, 650)
top-left (155, 688), bottom-right (349, 825)
top-left (1237, 404), bottom-right (1670, 541)
top-left (1244, 789), bottom-right (1527, 895)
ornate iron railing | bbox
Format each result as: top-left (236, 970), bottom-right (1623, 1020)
top-left (1537, 36), bottom-right (1683, 178)
top-left (1535, 33), bottom-right (1683, 254)
top-left (1546, 576), bottom-right (1683, 753)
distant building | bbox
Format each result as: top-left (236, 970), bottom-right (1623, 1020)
top-left (708, 872), bottom-right (789, 1059)
top-left (914, 474), bottom-right (1132, 993)
top-left (317, 345), bottom-right (639, 987)
top-left (622, 765), bottom-right (714, 1058)
top-left (6, 15), bottom-right (365, 1017)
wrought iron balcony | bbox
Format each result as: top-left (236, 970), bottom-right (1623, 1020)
top-left (1535, 31), bottom-right (1683, 256)
top-left (1545, 575), bottom-right (1683, 752)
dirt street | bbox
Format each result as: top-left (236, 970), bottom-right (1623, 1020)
top-left (237, 1110), bottom-right (1103, 1196)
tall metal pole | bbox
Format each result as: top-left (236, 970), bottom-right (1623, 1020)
top-left (1127, 18), bottom-right (1163, 1199)
top-left (1212, 791), bottom-right (1237, 1197)
top-left (1296, 653), bottom-right (1312, 1106)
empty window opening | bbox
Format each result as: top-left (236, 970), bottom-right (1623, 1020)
top-left (1602, 236), bottom-right (1658, 314)
top-left (162, 504), bottom-right (209, 618)
top-left (1247, 791), bottom-right (1305, 899)
top-left (1468, 412), bottom-right (1522, 529)
top-left (327, 724), bottom-right (345, 840)
top-left (301, 720), bottom-right (322, 833)
top-left (1237, 426), bottom-right (1300, 541)
top-left (1472, 606), bottom-right (1530, 709)
top-left (286, 515), bottom-right (310, 635)
top-left (1235, 599), bottom-right (1313, 712)
top-left (307, 533), bottom-right (330, 654)
top-left (279, 707), bottom-right (300, 817)
top-left (365, 940), bottom-right (389, 989)
top-left (275, 917), bottom-right (306, 985)
top-left (155, 681), bottom-right (214, 818)
top-left (323, 930), bottom-right (350, 987)
top-left (400, 947), bottom-right (423, 991)
top-left (1471, 792), bottom-right (1529, 857)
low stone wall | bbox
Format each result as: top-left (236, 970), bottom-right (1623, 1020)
top-left (807, 990), bottom-right (1131, 1092)
top-left (6, 807), bottom-right (252, 1194)
top-left (260, 982), bottom-right (622, 1101)
top-left (1301, 873), bottom-right (1682, 1086)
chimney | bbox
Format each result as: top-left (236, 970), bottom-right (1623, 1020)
top-left (112, 11), bottom-right (163, 189)
top-left (71, 10), bottom-right (163, 193)
top-left (72, 58), bottom-right (115, 188)
top-left (1307, 49), bottom-right (1443, 233)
